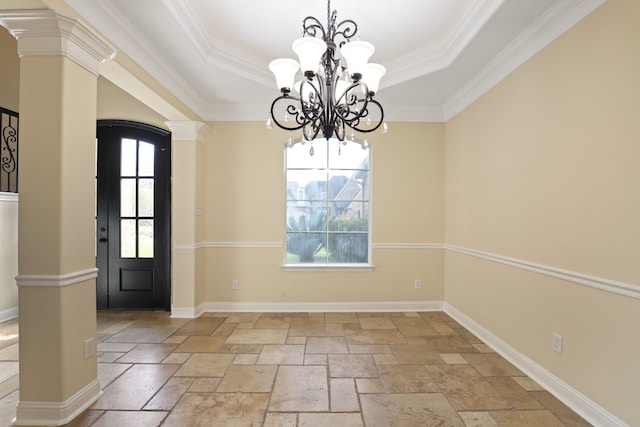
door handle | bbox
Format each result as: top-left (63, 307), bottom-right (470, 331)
top-left (99, 237), bottom-right (108, 243)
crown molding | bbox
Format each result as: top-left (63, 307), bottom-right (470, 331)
top-left (0, 10), bottom-right (115, 75)
top-left (443, 0), bottom-right (607, 120)
top-left (165, 120), bottom-right (210, 142)
top-left (383, 0), bottom-right (504, 88)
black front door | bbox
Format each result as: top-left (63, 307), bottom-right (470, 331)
top-left (96, 121), bottom-right (171, 310)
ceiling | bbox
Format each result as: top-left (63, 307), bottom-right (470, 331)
top-left (64, 0), bottom-right (604, 122)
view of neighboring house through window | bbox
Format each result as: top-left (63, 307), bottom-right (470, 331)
top-left (286, 138), bottom-right (370, 265)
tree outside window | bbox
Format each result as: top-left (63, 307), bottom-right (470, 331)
top-left (285, 138), bottom-right (370, 265)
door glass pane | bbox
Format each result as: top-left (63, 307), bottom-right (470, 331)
top-left (138, 179), bottom-right (154, 217)
top-left (120, 179), bottom-right (136, 217)
top-left (121, 138), bottom-right (137, 176)
top-left (138, 219), bottom-right (154, 258)
top-left (121, 219), bottom-right (136, 257)
top-left (138, 141), bottom-right (155, 176)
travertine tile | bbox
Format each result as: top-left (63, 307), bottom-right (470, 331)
top-left (269, 365), bottom-right (329, 412)
top-left (440, 353), bottom-right (468, 365)
top-left (174, 353), bottom-right (235, 377)
top-left (328, 354), bottom-right (378, 378)
top-left (392, 317), bottom-right (440, 336)
top-left (173, 317), bottom-right (225, 336)
top-left (459, 411), bottom-right (500, 427)
top-left (163, 393), bottom-right (269, 426)
top-left (233, 353), bottom-right (258, 364)
top-left (512, 376), bottom-right (544, 391)
top-left (173, 335), bottom-right (226, 353)
top-left (264, 412), bottom-right (297, 427)
top-left (188, 377), bottom-right (221, 392)
top-left (0, 310), bottom-right (591, 426)
top-left (358, 317), bottom-right (397, 329)
top-left (390, 343), bottom-right (443, 364)
top-left (143, 377), bottom-right (193, 410)
top-left (306, 336), bottom-right (349, 353)
top-left (255, 317), bottom-right (291, 329)
top-left (217, 364), bottom-right (277, 392)
top-left (105, 327), bottom-right (177, 343)
top-left (91, 410), bottom-right (167, 427)
top-left (257, 344), bottom-right (305, 364)
top-left (289, 317), bottom-right (326, 337)
top-left (463, 353), bottom-right (523, 377)
top-left (355, 377), bottom-right (385, 393)
top-left (426, 335), bottom-right (479, 353)
top-left (299, 412), bottom-right (363, 426)
top-left (0, 344), bottom-right (18, 361)
top-left (117, 343), bottom-right (177, 363)
top-left (345, 329), bottom-right (405, 345)
top-left (487, 376), bottom-right (544, 410)
top-left (378, 364), bottom-right (439, 393)
top-left (93, 364), bottom-right (179, 410)
top-left (490, 409), bottom-right (566, 426)
top-left (530, 390), bottom-right (593, 427)
top-left (225, 328), bottom-right (288, 344)
top-left (361, 393), bottom-right (465, 426)
top-left (330, 378), bottom-right (359, 412)
top-left (426, 364), bottom-right (511, 411)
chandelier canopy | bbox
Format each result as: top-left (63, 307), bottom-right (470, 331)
top-left (268, 0), bottom-right (386, 146)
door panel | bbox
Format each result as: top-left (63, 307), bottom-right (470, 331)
top-left (96, 121), bottom-right (171, 310)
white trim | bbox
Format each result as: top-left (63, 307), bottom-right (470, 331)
top-left (15, 268), bottom-right (98, 288)
top-left (447, 245), bottom-right (640, 300)
top-left (0, 10), bottom-right (116, 76)
top-left (373, 243), bottom-right (445, 250)
top-left (0, 192), bottom-right (19, 202)
top-left (444, 303), bottom-right (629, 427)
top-left (443, 0), bottom-right (607, 120)
top-left (165, 121), bottom-right (210, 142)
top-left (13, 379), bottom-right (102, 427)
top-left (281, 264), bottom-right (374, 272)
top-left (0, 307), bottom-right (18, 323)
top-left (198, 300), bottom-right (444, 314)
top-left (170, 306), bottom-right (198, 319)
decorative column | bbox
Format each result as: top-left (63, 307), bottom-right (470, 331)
top-left (0, 10), bottom-right (115, 426)
top-left (165, 121), bottom-right (209, 318)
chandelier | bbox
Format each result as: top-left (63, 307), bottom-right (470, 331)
top-left (267, 0), bottom-right (387, 149)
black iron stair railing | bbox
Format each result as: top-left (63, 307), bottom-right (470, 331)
top-left (0, 106), bottom-right (18, 193)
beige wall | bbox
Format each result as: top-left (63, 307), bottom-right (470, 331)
top-left (201, 121), bottom-right (445, 304)
top-left (444, 0), bottom-right (640, 424)
top-left (0, 197), bottom-right (18, 314)
top-left (0, 28), bottom-right (19, 111)
top-left (97, 77), bottom-right (168, 129)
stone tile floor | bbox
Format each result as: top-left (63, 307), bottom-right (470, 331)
top-left (0, 311), bottom-right (591, 426)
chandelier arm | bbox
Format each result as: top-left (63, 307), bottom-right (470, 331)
top-left (270, 95), bottom-right (306, 132)
top-left (347, 99), bottom-right (385, 134)
top-left (302, 16), bottom-right (327, 39)
top-left (333, 19), bottom-right (358, 45)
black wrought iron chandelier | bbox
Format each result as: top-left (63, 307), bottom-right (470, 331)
top-left (267, 0), bottom-right (387, 148)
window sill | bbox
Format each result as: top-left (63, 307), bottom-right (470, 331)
top-left (281, 263), bottom-right (374, 272)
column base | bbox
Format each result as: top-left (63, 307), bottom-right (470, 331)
top-left (13, 379), bottom-right (101, 426)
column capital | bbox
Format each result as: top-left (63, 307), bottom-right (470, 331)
top-left (0, 10), bottom-right (116, 75)
top-left (165, 121), bottom-right (210, 143)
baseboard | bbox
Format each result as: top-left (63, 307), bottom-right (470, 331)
top-left (170, 306), bottom-right (198, 318)
top-left (443, 303), bottom-right (628, 427)
top-left (13, 379), bottom-right (102, 426)
top-left (197, 300), bottom-right (444, 313)
top-left (0, 306), bottom-right (18, 323)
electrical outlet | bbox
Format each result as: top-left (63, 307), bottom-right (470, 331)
top-left (83, 337), bottom-right (95, 359)
top-left (232, 279), bottom-right (239, 290)
top-left (414, 279), bottom-right (422, 289)
top-left (552, 333), bottom-right (563, 354)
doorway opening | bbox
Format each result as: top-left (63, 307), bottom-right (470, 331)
top-left (96, 120), bottom-right (171, 310)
